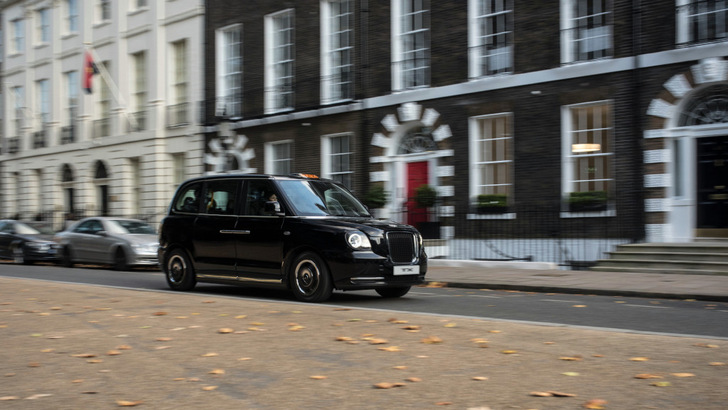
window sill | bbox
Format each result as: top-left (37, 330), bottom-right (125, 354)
top-left (467, 212), bottom-right (516, 220)
top-left (560, 209), bottom-right (616, 218)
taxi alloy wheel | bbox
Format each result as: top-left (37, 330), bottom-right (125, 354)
top-left (165, 249), bottom-right (197, 291)
top-left (290, 251), bottom-right (332, 303)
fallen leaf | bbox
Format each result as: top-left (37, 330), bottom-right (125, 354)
top-left (208, 369), bottom-right (225, 375)
top-left (560, 356), bottom-right (582, 361)
top-left (472, 376), bottom-right (488, 381)
top-left (26, 394), bottom-right (53, 400)
top-left (630, 357), bottom-right (649, 362)
top-left (422, 336), bottom-right (443, 344)
top-left (153, 312), bottom-right (168, 316)
top-left (202, 353), bottom-right (219, 357)
top-left (694, 343), bottom-right (719, 348)
top-left (374, 382), bottom-right (397, 389)
top-left (116, 345), bottom-right (133, 350)
top-left (72, 353), bottom-right (97, 358)
top-left (335, 336), bottom-right (353, 342)
top-left (28, 362), bottom-right (41, 367)
top-left (116, 400), bottom-right (144, 406)
top-left (202, 386), bottom-right (218, 391)
top-left (501, 350), bottom-right (518, 354)
top-left (0, 396), bottom-right (19, 400)
top-left (87, 359), bottom-right (103, 364)
top-left (710, 362), bottom-right (726, 366)
top-left (572, 305), bottom-right (587, 308)
top-left (562, 372), bottom-right (580, 377)
top-left (379, 346), bottom-right (401, 352)
top-left (403, 325), bottom-right (421, 331)
top-left (670, 373), bottom-right (695, 377)
top-left (393, 366), bottom-right (408, 370)
top-left (583, 399), bottom-right (608, 409)
top-left (218, 328), bottom-right (234, 334)
top-left (156, 337), bottom-right (172, 342)
top-left (530, 392), bottom-right (553, 397)
top-left (310, 375), bottom-right (327, 380)
top-left (650, 381), bottom-right (672, 387)
top-left (369, 338), bottom-right (388, 345)
top-left (106, 350), bottom-right (122, 356)
top-left (406, 377), bottom-right (422, 382)
top-left (549, 391), bottom-right (577, 397)
top-left (634, 374), bottom-right (663, 379)
top-left (444, 323), bottom-right (457, 328)
top-left (435, 402), bottom-right (453, 405)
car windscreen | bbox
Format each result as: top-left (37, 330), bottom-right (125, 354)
top-left (14, 222), bottom-right (42, 235)
top-left (278, 180), bottom-right (371, 217)
top-left (107, 220), bottom-right (156, 235)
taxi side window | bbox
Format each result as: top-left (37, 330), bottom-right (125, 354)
top-left (174, 183), bottom-right (202, 213)
top-left (242, 180), bottom-right (279, 216)
top-left (202, 180), bottom-right (239, 215)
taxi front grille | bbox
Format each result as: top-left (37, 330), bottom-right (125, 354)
top-left (387, 232), bottom-right (417, 263)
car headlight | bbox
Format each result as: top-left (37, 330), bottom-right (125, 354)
top-left (346, 231), bottom-right (371, 250)
top-left (26, 241), bottom-right (51, 252)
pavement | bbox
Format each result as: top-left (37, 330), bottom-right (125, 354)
top-left (1, 263), bottom-right (728, 409)
top-left (426, 259), bottom-right (728, 302)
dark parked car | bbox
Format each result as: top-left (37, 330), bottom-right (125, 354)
top-left (0, 220), bottom-right (60, 264)
top-left (158, 173), bottom-right (427, 302)
top-left (54, 217), bottom-right (159, 270)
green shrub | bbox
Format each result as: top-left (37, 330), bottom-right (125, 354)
top-left (414, 184), bottom-right (438, 208)
top-left (364, 185), bottom-right (388, 208)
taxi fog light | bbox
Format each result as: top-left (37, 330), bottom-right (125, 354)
top-left (346, 231), bottom-right (371, 250)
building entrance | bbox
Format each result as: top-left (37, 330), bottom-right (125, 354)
top-left (696, 135), bottom-right (728, 238)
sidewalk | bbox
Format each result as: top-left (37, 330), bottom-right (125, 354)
top-left (1, 276), bottom-right (727, 409)
top-left (427, 260), bottom-right (728, 302)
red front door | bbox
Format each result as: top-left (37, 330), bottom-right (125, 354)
top-left (407, 161), bottom-right (429, 227)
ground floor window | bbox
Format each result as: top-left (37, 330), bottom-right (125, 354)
top-left (469, 112), bottom-right (513, 213)
top-left (321, 133), bottom-right (353, 188)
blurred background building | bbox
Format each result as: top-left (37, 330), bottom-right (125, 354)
top-left (1, 1), bottom-right (727, 267)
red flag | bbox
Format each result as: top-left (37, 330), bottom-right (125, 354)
top-left (83, 51), bottom-right (99, 94)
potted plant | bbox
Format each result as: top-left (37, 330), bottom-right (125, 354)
top-left (476, 194), bottom-right (508, 214)
top-left (568, 190), bottom-right (608, 212)
top-left (414, 184), bottom-right (438, 208)
top-left (364, 185), bottom-right (388, 209)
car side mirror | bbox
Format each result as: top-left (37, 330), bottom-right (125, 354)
top-left (264, 200), bottom-right (283, 215)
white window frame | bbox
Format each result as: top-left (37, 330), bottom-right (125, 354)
top-left (12, 19), bottom-right (25, 54)
top-left (560, 0), bottom-right (612, 64)
top-left (131, 51), bottom-right (147, 130)
top-left (468, 0), bottom-right (513, 79)
top-left (36, 79), bottom-right (50, 126)
top-left (65, 0), bottom-right (79, 34)
top-left (676, 0), bottom-right (728, 45)
top-left (265, 140), bottom-right (294, 175)
top-left (469, 113), bottom-right (514, 216)
top-left (98, 0), bottom-right (111, 22)
top-left (561, 100), bottom-right (615, 217)
top-left (215, 24), bottom-right (243, 118)
top-left (265, 9), bottom-right (295, 114)
top-left (64, 71), bottom-right (79, 125)
top-left (36, 8), bottom-right (51, 45)
top-left (13, 86), bottom-right (25, 137)
top-left (321, 132), bottom-right (354, 188)
top-left (391, 0), bottom-right (430, 91)
top-left (321, 0), bottom-right (354, 104)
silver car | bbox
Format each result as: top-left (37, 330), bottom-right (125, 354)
top-left (55, 217), bottom-right (159, 271)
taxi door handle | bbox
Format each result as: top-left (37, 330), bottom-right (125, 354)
top-left (220, 230), bottom-right (251, 235)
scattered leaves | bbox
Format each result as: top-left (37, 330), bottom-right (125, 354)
top-left (208, 369), bottom-right (225, 375)
top-left (650, 381), bottom-right (672, 387)
top-left (583, 399), bottom-right (608, 409)
top-left (310, 375), bottom-right (328, 380)
top-left (116, 400), bottom-right (144, 407)
top-left (670, 373), bottom-right (695, 378)
top-left (202, 386), bottom-right (218, 391)
top-left (560, 356), bottom-right (583, 361)
top-left (379, 346), bottom-right (402, 352)
top-left (218, 328), bottom-right (234, 334)
top-left (634, 374), bottom-right (663, 379)
top-left (421, 336), bottom-right (443, 344)
top-left (629, 357), bottom-right (649, 362)
top-left (374, 382), bottom-right (405, 389)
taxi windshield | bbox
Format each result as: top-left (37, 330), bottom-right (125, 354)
top-left (278, 180), bottom-right (372, 217)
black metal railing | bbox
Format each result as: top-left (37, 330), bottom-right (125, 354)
top-left (167, 102), bottom-right (189, 127)
top-left (61, 125), bottom-right (76, 144)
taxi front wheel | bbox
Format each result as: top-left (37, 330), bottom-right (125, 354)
top-left (290, 251), bottom-right (333, 303)
top-left (376, 286), bottom-right (411, 298)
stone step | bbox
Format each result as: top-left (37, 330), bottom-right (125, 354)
top-left (613, 242), bottom-right (728, 254)
top-left (605, 251), bottom-right (728, 263)
top-left (590, 265), bottom-right (728, 276)
top-left (591, 259), bottom-right (728, 275)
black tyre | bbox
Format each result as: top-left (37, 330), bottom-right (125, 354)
top-left (113, 248), bottom-right (129, 271)
top-left (61, 246), bottom-right (74, 268)
top-left (375, 286), bottom-right (411, 298)
top-left (12, 245), bottom-right (28, 265)
top-left (165, 248), bottom-right (197, 291)
top-left (290, 251), bottom-right (333, 303)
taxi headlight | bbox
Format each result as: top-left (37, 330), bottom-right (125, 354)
top-left (346, 231), bottom-right (371, 250)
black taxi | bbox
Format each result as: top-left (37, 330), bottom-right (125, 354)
top-left (158, 173), bottom-right (427, 302)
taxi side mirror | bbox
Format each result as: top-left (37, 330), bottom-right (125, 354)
top-left (264, 200), bottom-right (284, 215)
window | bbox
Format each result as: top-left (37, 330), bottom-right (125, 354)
top-left (677, 0), bottom-right (728, 45)
top-left (393, 0), bottom-right (429, 91)
top-left (561, 0), bottom-right (612, 63)
top-left (12, 19), bottom-right (25, 54)
top-left (267, 141), bottom-right (293, 175)
top-left (203, 180), bottom-right (239, 215)
top-left (172, 153), bottom-right (186, 186)
top-left (562, 101), bottom-right (613, 213)
top-left (36, 8), bottom-right (51, 44)
top-left (470, 113), bottom-right (513, 204)
top-left (133, 0), bottom-right (148, 9)
top-left (65, 0), bottom-right (79, 33)
top-left (469, 0), bottom-right (513, 78)
top-left (99, 0), bottom-right (111, 22)
top-left (322, 133), bottom-right (353, 188)
top-left (63, 71), bottom-right (78, 144)
top-left (130, 157), bottom-right (141, 215)
top-left (322, 0), bottom-right (354, 103)
top-left (265, 10), bottom-right (295, 113)
top-left (13, 86), bottom-right (24, 136)
top-left (170, 40), bottom-right (188, 125)
top-left (96, 61), bottom-right (111, 137)
top-left (216, 26), bottom-right (242, 117)
top-left (36, 80), bottom-right (50, 126)
top-left (131, 52), bottom-right (147, 130)
top-left (242, 180), bottom-right (279, 216)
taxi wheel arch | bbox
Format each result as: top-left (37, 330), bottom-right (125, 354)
top-left (165, 247), bottom-right (197, 291)
top-left (289, 251), bottom-right (333, 303)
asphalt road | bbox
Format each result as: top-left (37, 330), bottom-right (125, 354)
top-left (2, 262), bottom-right (727, 340)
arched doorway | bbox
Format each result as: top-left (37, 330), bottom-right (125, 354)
top-left (94, 161), bottom-right (110, 216)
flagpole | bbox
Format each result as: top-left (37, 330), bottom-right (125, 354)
top-left (83, 43), bottom-right (140, 132)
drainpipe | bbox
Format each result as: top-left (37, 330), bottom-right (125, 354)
top-left (632, 0), bottom-right (645, 243)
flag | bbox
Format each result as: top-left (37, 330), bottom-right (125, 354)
top-left (83, 51), bottom-right (99, 94)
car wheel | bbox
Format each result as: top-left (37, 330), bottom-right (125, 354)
top-left (113, 248), bottom-right (129, 271)
top-left (61, 246), bottom-right (74, 268)
top-left (12, 245), bottom-right (28, 265)
top-left (375, 286), bottom-right (411, 298)
top-left (165, 249), bottom-right (196, 291)
top-left (290, 251), bottom-right (333, 303)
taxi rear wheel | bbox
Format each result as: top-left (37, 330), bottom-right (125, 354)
top-left (290, 252), bottom-right (332, 303)
top-left (165, 249), bottom-right (197, 291)
top-left (375, 286), bottom-right (411, 298)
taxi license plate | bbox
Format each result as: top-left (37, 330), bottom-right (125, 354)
top-left (393, 265), bottom-right (419, 276)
